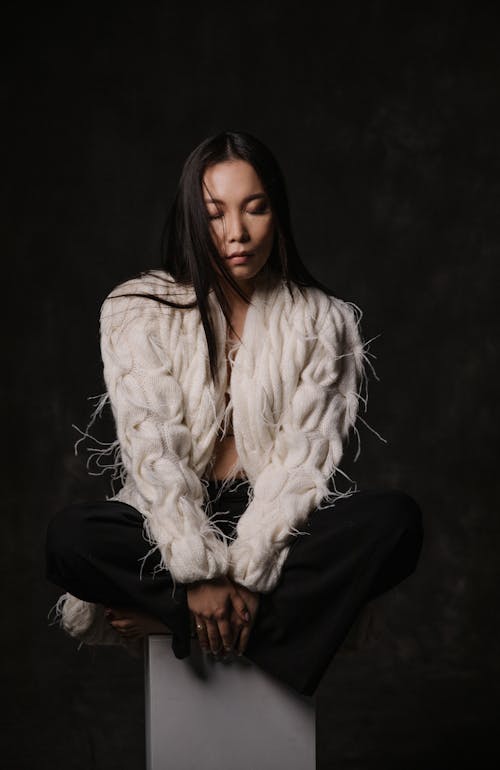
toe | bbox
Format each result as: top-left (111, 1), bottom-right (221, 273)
top-left (111, 619), bottom-right (132, 630)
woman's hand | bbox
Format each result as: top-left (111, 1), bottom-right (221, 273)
top-left (187, 576), bottom-right (250, 656)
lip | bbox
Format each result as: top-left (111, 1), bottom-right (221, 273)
top-left (226, 251), bottom-right (253, 265)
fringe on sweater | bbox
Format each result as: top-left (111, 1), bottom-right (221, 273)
top-left (54, 269), bottom-right (386, 648)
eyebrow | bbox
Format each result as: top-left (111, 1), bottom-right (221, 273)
top-left (203, 193), bottom-right (267, 205)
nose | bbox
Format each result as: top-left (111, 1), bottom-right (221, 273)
top-left (225, 211), bottom-right (249, 243)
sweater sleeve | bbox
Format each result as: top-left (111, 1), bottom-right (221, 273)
top-left (226, 296), bottom-right (367, 593)
top-left (100, 290), bottom-right (229, 586)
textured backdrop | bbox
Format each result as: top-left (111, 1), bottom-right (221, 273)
top-left (3, 2), bottom-right (498, 768)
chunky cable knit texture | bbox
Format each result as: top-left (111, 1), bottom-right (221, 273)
top-left (56, 266), bottom-right (373, 644)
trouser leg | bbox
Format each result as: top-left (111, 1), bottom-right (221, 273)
top-left (243, 488), bottom-right (424, 696)
top-left (45, 487), bottom-right (424, 689)
top-left (45, 499), bottom-right (192, 655)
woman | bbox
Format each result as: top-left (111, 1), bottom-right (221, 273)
top-left (45, 129), bottom-right (424, 697)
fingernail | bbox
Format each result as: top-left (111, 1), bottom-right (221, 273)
top-left (242, 611), bottom-right (250, 622)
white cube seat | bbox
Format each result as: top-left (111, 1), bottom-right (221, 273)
top-left (145, 634), bottom-right (316, 770)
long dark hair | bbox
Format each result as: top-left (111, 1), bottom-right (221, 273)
top-left (114, 129), bottom-right (339, 387)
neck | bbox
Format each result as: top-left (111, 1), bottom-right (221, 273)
top-left (219, 276), bottom-right (256, 315)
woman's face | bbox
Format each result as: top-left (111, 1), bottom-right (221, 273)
top-left (203, 159), bottom-right (275, 294)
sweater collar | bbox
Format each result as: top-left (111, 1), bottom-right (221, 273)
top-left (206, 266), bottom-right (283, 379)
top-left (208, 265), bottom-right (282, 321)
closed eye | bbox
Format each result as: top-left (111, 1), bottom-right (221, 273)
top-left (208, 207), bottom-right (270, 220)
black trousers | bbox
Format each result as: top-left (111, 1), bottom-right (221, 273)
top-left (45, 479), bottom-right (424, 696)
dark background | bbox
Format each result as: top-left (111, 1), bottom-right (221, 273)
top-left (3, 1), bottom-right (499, 768)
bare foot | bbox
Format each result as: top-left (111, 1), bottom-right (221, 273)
top-left (104, 606), bottom-right (172, 640)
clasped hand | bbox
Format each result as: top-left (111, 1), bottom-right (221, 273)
top-left (187, 575), bottom-right (260, 657)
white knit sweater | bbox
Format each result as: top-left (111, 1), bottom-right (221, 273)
top-left (56, 266), bottom-right (370, 645)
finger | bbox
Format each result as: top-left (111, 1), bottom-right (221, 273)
top-left (216, 618), bottom-right (234, 652)
top-left (237, 623), bottom-right (252, 655)
top-left (194, 617), bottom-right (209, 651)
top-left (205, 618), bottom-right (223, 655)
top-left (191, 613), bottom-right (200, 629)
top-left (231, 592), bottom-right (250, 623)
top-left (229, 609), bottom-right (245, 639)
top-left (230, 620), bottom-right (244, 653)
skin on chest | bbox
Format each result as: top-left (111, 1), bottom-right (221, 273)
top-left (207, 312), bottom-right (248, 480)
